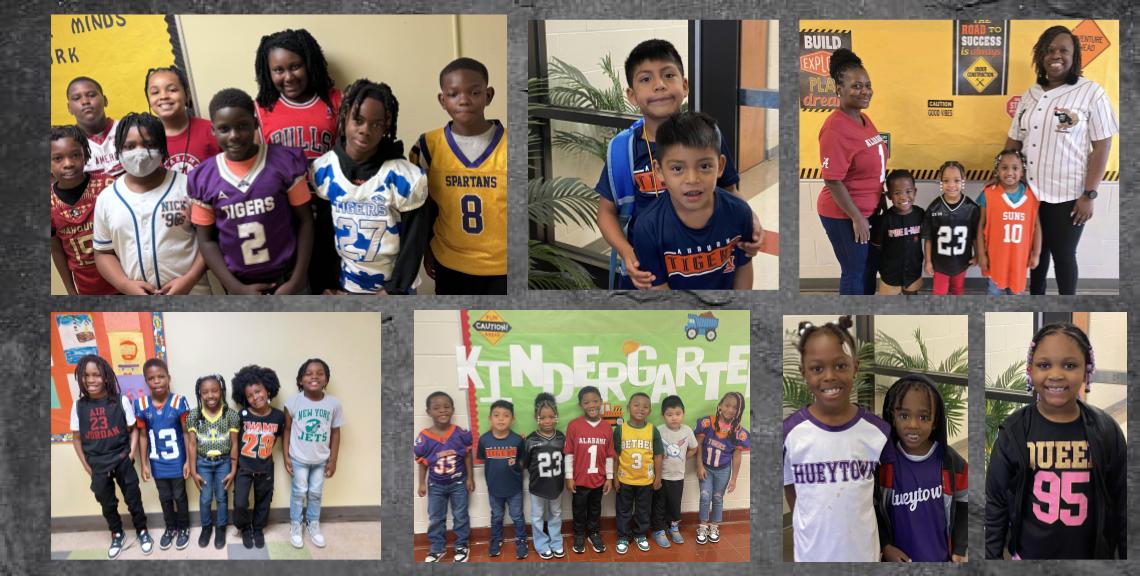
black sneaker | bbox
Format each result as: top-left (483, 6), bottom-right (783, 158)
top-left (253, 529), bottom-right (266, 548)
top-left (176, 528), bottom-right (191, 550)
top-left (159, 528), bottom-right (175, 550)
top-left (453, 546), bottom-right (470, 562)
top-left (198, 525), bottom-right (213, 548)
top-left (588, 532), bottom-right (606, 553)
top-left (572, 535), bottom-right (585, 554)
top-left (137, 530), bottom-right (154, 555)
top-left (214, 526), bottom-right (227, 549)
top-left (488, 538), bottom-right (502, 557)
top-left (515, 540), bottom-right (529, 559)
top-left (241, 528), bottom-right (254, 549)
top-left (108, 532), bottom-right (125, 559)
top-left (423, 551), bottom-right (445, 563)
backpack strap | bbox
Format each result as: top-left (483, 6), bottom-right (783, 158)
top-left (605, 118), bottom-right (644, 289)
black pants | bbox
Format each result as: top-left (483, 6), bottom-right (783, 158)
top-left (233, 469), bottom-right (274, 531)
top-left (308, 196), bottom-right (341, 294)
top-left (434, 262), bottom-right (507, 295)
top-left (651, 479), bottom-right (684, 531)
top-left (155, 477), bottom-right (190, 530)
top-left (1031, 199), bottom-right (1084, 295)
top-left (616, 482), bottom-right (652, 538)
top-left (90, 456), bottom-right (147, 534)
top-left (571, 484), bottom-right (603, 536)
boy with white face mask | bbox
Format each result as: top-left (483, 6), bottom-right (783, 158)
top-left (92, 112), bottom-right (212, 294)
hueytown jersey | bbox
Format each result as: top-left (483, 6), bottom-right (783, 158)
top-left (187, 144), bottom-right (310, 283)
top-left (921, 195), bottom-right (981, 276)
top-left (614, 421), bottom-right (660, 486)
top-left (875, 206), bottom-right (925, 286)
top-left (134, 394), bottom-right (190, 479)
top-left (564, 416), bottom-right (615, 489)
top-left (164, 117), bottom-right (221, 175)
top-left (411, 121), bottom-right (507, 276)
top-left (51, 178), bottom-right (118, 295)
top-left (256, 90), bottom-right (342, 160)
top-left (414, 425), bottom-right (472, 485)
top-left (311, 151), bottom-right (429, 293)
top-left (980, 183), bottom-right (1039, 294)
top-left (695, 415), bottom-right (751, 469)
top-left (524, 430), bottom-right (566, 499)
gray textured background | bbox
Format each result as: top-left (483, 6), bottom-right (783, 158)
top-left (6, 0), bottom-right (1135, 574)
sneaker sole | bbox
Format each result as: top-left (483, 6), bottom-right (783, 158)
top-left (616, 547), bottom-right (628, 555)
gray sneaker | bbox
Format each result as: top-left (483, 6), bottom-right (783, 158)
top-left (652, 529), bottom-right (671, 548)
top-left (289, 523), bottom-right (304, 548)
top-left (669, 524), bottom-right (684, 544)
top-left (307, 521), bottom-right (326, 548)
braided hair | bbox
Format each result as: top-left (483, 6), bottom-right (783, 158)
top-left (254, 28), bottom-right (335, 112)
top-left (75, 355), bottom-right (120, 399)
top-left (296, 358), bottom-right (331, 391)
top-left (193, 373), bottom-right (231, 419)
top-left (231, 365), bottom-right (281, 408)
top-left (881, 374), bottom-right (943, 447)
top-left (1025, 322), bottom-right (1095, 393)
top-left (114, 112), bottom-right (169, 160)
top-left (1032, 25), bottom-right (1082, 87)
top-left (714, 391), bottom-right (746, 444)
top-left (992, 148), bottom-right (1028, 186)
top-left (50, 125), bottom-right (92, 161)
top-left (828, 48), bottom-right (864, 87)
top-left (937, 160), bottom-right (967, 194)
top-left (796, 315), bottom-right (857, 360)
top-left (144, 66), bottom-right (194, 113)
top-left (534, 392), bottom-right (558, 420)
top-left (336, 78), bottom-right (403, 162)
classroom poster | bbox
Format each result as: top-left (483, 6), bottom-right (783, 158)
top-left (55, 314), bottom-right (98, 364)
top-left (108, 331), bottom-right (145, 375)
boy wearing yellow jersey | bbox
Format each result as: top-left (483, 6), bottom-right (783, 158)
top-left (411, 58), bottom-right (507, 295)
top-left (613, 393), bottom-right (663, 554)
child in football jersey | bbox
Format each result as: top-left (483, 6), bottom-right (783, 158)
top-left (231, 365), bottom-right (286, 549)
top-left (51, 126), bottom-right (118, 295)
top-left (311, 79), bottom-right (429, 294)
top-left (92, 112), bottom-right (211, 295)
top-left (189, 88), bottom-right (314, 295)
top-left (415, 391), bottom-right (475, 563)
top-left (65, 76), bottom-right (121, 184)
top-left (922, 161), bottom-right (980, 295)
top-left (874, 170), bottom-right (924, 295)
top-left (976, 149), bottom-right (1042, 295)
top-left (478, 400), bottom-right (528, 559)
top-left (187, 373), bottom-right (240, 549)
top-left (783, 316), bottom-right (896, 562)
top-left (876, 375), bottom-right (968, 562)
top-left (695, 390), bottom-right (749, 545)
top-left (614, 393), bottom-right (663, 554)
top-left (145, 66), bottom-right (220, 174)
top-left (70, 354), bottom-right (154, 559)
top-left (651, 394), bottom-right (697, 547)
top-left (631, 111), bottom-right (754, 290)
top-left (284, 358), bottom-right (344, 549)
top-left (986, 323), bottom-right (1126, 559)
top-left (135, 358), bottom-right (192, 550)
top-left (523, 393), bottom-right (566, 559)
top-left (563, 385), bottom-right (615, 554)
top-left (410, 57), bottom-right (507, 295)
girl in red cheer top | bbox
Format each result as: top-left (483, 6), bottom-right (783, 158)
top-left (145, 66), bottom-right (220, 175)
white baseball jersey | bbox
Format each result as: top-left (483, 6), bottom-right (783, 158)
top-left (310, 152), bottom-right (428, 294)
top-left (93, 170), bottom-right (211, 293)
top-left (85, 118), bottom-right (123, 177)
top-left (1007, 77), bottom-right (1118, 203)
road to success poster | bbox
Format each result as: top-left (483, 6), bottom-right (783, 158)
top-left (799, 20), bottom-right (1118, 180)
top-left (456, 310), bottom-right (750, 441)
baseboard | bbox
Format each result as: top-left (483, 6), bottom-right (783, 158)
top-left (799, 277), bottom-right (1119, 294)
top-left (51, 505), bottom-right (380, 533)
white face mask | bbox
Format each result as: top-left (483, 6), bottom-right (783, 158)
top-left (120, 148), bottom-right (163, 177)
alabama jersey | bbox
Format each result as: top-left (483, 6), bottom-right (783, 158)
top-left (411, 121), bottom-right (507, 276)
top-left (564, 416), bottom-right (614, 489)
top-left (818, 110), bottom-right (888, 219)
top-left (524, 430), bottom-right (566, 499)
top-left (256, 90), bottom-right (342, 160)
top-left (311, 151), bottom-right (429, 293)
top-left (51, 179), bottom-right (118, 294)
top-left (135, 393), bottom-right (190, 479)
top-left (84, 118), bottom-right (123, 180)
top-left (164, 117), bottom-right (221, 174)
top-left (980, 183), bottom-right (1039, 294)
top-left (695, 415), bottom-right (751, 469)
top-left (921, 195), bottom-right (981, 276)
top-left (414, 425), bottom-right (472, 485)
top-left (187, 144), bottom-right (310, 283)
top-left (615, 421), bottom-right (659, 486)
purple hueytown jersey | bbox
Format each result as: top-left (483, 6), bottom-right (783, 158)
top-left (187, 144), bottom-right (308, 283)
top-left (695, 415), bottom-right (751, 468)
top-left (414, 425), bottom-right (472, 485)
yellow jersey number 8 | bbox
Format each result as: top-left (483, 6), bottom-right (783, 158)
top-left (460, 194), bottom-right (483, 234)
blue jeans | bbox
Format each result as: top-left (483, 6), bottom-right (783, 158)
top-left (427, 481), bottom-right (470, 554)
top-left (196, 456), bottom-right (231, 527)
top-left (699, 465), bottom-right (731, 524)
top-left (290, 460), bottom-right (326, 524)
top-left (820, 215), bottom-right (873, 294)
top-left (987, 279), bottom-right (1015, 295)
top-left (489, 491), bottom-right (525, 544)
top-left (529, 493), bottom-right (562, 554)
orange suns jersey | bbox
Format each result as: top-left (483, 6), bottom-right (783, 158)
top-left (982, 183), bottom-right (1039, 294)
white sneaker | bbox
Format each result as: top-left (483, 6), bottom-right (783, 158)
top-left (289, 523), bottom-right (304, 548)
top-left (307, 521), bottom-right (326, 548)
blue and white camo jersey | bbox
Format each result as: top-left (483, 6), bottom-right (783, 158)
top-left (311, 152), bottom-right (428, 293)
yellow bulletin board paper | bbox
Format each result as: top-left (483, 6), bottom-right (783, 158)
top-left (798, 20), bottom-right (1119, 181)
top-left (51, 15), bottom-right (180, 126)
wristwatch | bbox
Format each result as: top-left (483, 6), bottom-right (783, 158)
top-left (1082, 189), bottom-right (1098, 200)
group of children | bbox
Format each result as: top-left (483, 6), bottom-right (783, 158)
top-left (70, 355), bottom-right (343, 558)
top-left (52, 28), bottom-right (506, 296)
top-left (415, 388), bottom-right (749, 562)
top-left (870, 150), bottom-right (1043, 295)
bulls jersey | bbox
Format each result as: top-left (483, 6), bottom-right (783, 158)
top-left (818, 110), bottom-right (888, 219)
top-left (614, 421), bottom-right (661, 486)
top-left (411, 121), bottom-right (507, 276)
top-left (237, 407), bottom-right (285, 474)
top-left (564, 416), bottom-right (614, 489)
top-left (165, 117), bottom-right (221, 174)
top-left (875, 206), bottom-right (925, 287)
top-left (980, 183), bottom-right (1039, 294)
top-left (696, 415), bottom-right (751, 469)
top-left (311, 151), bottom-right (429, 293)
top-left (524, 430), bottom-right (566, 499)
top-left (135, 394), bottom-right (190, 479)
top-left (256, 90), bottom-right (342, 160)
top-left (51, 178), bottom-right (118, 294)
top-left (187, 144), bottom-right (310, 283)
top-left (414, 425), bottom-right (472, 485)
top-left (631, 188), bottom-right (754, 290)
top-left (921, 195), bottom-right (981, 276)
top-left (83, 118), bottom-right (123, 179)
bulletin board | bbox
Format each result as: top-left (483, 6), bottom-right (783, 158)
top-left (50, 312), bottom-right (166, 443)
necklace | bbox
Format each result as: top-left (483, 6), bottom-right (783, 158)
top-left (642, 125), bottom-right (663, 195)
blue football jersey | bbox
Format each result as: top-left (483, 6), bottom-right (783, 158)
top-left (135, 394), bottom-right (189, 478)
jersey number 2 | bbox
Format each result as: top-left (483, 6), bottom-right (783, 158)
top-left (237, 222), bottom-right (270, 266)
top-left (460, 195), bottom-right (483, 234)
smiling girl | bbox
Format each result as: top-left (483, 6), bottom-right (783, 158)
top-left (976, 149), bottom-right (1042, 295)
top-left (145, 66), bottom-right (219, 174)
top-left (231, 365), bottom-right (285, 549)
top-left (187, 374), bottom-right (240, 549)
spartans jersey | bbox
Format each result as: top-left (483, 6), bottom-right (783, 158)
top-left (524, 430), bottom-right (566, 499)
top-left (51, 179), bottom-right (118, 295)
top-left (135, 394), bottom-right (190, 479)
top-left (564, 416), bottom-right (614, 489)
top-left (256, 90), bottom-right (342, 160)
top-left (615, 421), bottom-right (659, 486)
top-left (414, 425), bottom-right (472, 485)
top-left (411, 121), bottom-right (507, 276)
top-left (921, 195), bottom-right (981, 276)
top-left (187, 144), bottom-right (309, 283)
top-left (311, 151), bottom-right (429, 293)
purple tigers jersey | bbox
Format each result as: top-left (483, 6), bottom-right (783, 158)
top-left (187, 145), bottom-right (308, 282)
top-left (695, 415), bottom-right (750, 468)
top-left (414, 425), bottom-right (471, 485)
